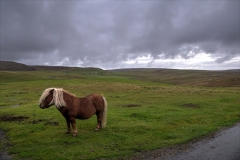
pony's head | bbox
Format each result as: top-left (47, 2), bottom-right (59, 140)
top-left (39, 88), bottom-right (66, 109)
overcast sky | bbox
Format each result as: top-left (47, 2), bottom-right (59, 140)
top-left (0, 0), bottom-right (239, 70)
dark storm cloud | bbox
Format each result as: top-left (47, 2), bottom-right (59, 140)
top-left (129, 1), bottom-right (240, 58)
top-left (1, 1), bottom-right (79, 60)
top-left (0, 0), bottom-right (239, 68)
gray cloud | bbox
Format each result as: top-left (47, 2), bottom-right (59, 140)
top-left (0, 0), bottom-right (239, 69)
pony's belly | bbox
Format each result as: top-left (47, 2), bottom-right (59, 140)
top-left (76, 114), bottom-right (94, 119)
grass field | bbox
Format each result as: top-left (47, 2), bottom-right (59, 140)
top-left (0, 66), bottom-right (240, 159)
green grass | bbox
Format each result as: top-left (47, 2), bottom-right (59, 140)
top-left (0, 70), bottom-right (240, 160)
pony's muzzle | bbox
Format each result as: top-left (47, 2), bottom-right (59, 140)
top-left (39, 104), bottom-right (45, 109)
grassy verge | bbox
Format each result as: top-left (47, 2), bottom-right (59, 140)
top-left (0, 70), bottom-right (239, 159)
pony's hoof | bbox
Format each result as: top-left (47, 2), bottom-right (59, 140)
top-left (95, 128), bottom-right (99, 131)
top-left (72, 133), bottom-right (78, 137)
top-left (66, 131), bottom-right (71, 134)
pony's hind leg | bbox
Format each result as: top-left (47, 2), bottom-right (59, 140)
top-left (95, 113), bottom-right (102, 131)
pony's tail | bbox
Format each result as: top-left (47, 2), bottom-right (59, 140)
top-left (101, 96), bottom-right (107, 128)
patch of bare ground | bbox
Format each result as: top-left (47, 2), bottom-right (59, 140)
top-left (0, 130), bottom-right (12, 160)
top-left (0, 115), bottom-right (29, 122)
top-left (117, 104), bottom-right (141, 108)
top-left (181, 103), bottom-right (200, 108)
top-left (45, 121), bottom-right (59, 126)
top-left (0, 115), bottom-right (58, 126)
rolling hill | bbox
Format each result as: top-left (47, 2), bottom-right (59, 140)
top-left (0, 61), bottom-right (36, 71)
top-left (1, 61), bottom-right (239, 87)
top-left (110, 68), bottom-right (240, 87)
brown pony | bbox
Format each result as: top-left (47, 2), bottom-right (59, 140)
top-left (39, 88), bottom-right (107, 137)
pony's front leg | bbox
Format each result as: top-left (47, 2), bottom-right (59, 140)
top-left (70, 118), bottom-right (78, 137)
top-left (65, 119), bottom-right (71, 134)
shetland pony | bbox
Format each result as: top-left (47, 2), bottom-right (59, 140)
top-left (39, 88), bottom-right (107, 137)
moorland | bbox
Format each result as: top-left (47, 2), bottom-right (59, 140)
top-left (0, 61), bottom-right (239, 159)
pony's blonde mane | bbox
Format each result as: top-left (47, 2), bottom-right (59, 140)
top-left (39, 88), bottom-right (67, 109)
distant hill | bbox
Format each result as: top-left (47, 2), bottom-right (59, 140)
top-left (33, 65), bottom-right (78, 71)
top-left (0, 61), bottom-right (104, 73)
top-left (0, 61), bottom-right (36, 71)
top-left (1, 61), bottom-right (239, 87)
top-left (111, 68), bottom-right (240, 87)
